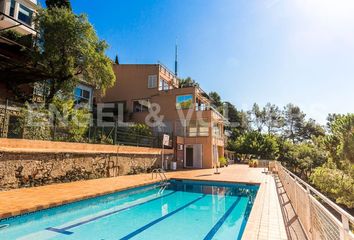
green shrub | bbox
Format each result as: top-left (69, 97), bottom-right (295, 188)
top-left (219, 157), bottom-right (228, 167)
top-left (310, 164), bottom-right (354, 208)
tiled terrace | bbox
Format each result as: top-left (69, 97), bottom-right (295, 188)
top-left (0, 165), bottom-right (292, 240)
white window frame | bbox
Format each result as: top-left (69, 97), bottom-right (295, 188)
top-left (18, 4), bottom-right (33, 26)
top-left (148, 75), bottom-right (157, 88)
top-left (74, 84), bottom-right (93, 107)
top-left (159, 77), bottom-right (169, 91)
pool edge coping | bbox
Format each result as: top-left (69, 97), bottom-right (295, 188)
top-left (0, 177), bottom-right (261, 222)
top-left (0, 180), bottom-right (161, 221)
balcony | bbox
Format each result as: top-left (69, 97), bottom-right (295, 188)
top-left (0, 0), bottom-right (37, 36)
top-left (175, 119), bottom-right (210, 137)
top-left (195, 104), bottom-right (229, 125)
top-left (158, 63), bottom-right (179, 88)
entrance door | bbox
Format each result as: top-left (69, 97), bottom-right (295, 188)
top-left (184, 144), bottom-right (203, 168)
top-left (185, 146), bottom-right (194, 167)
top-left (193, 144), bottom-right (203, 168)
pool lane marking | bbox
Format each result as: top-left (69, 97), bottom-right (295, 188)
top-left (120, 194), bottom-right (207, 240)
top-left (45, 191), bottom-right (177, 235)
top-left (203, 196), bottom-right (242, 240)
top-left (236, 200), bottom-right (253, 240)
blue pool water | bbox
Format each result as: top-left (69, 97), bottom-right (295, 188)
top-left (0, 180), bottom-right (259, 240)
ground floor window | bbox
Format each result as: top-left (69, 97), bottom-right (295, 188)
top-left (74, 85), bottom-right (92, 106)
top-left (133, 99), bottom-right (150, 112)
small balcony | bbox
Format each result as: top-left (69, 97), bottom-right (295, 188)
top-left (0, 0), bottom-right (37, 36)
top-left (174, 119), bottom-right (210, 137)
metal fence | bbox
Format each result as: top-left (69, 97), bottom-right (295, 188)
top-left (274, 162), bottom-right (354, 240)
top-left (0, 99), bottom-right (171, 148)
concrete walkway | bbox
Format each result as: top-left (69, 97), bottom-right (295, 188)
top-left (0, 164), bottom-right (290, 240)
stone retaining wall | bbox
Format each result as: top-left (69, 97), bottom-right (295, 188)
top-left (0, 139), bottom-right (174, 190)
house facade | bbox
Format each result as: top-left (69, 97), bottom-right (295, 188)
top-left (0, 0), bottom-right (37, 35)
top-left (0, 0), bottom-right (95, 138)
top-left (99, 64), bottom-right (227, 169)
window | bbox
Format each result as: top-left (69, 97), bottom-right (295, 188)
top-left (74, 86), bottom-right (92, 105)
top-left (148, 75), bottom-right (157, 88)
top-left (159, 78), bottom-right (169, 91)
top-left (176, 94), bottom-right (193, 109)
top-left (9, 0), bottom-right (15, 17)
top-left (33, 81), bottom-right (50, 97)
top-left (18, 4), bottom-right (33, 25)
top-left (133, 99), bottom-right (150, 112)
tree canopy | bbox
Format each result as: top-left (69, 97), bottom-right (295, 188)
top-left (224, 102), bottom-right (353, 208)
top-left (178, 77), bottom-right (198, 88)
top-left (45, 0), bottom-right (71, 10)
top-left (34, 7), bottom-right (115, 105)
top-left (209, 91), bottom-right (223, 108)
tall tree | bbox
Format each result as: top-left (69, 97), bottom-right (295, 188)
top-left (34, 7), bottom-right (116, 106)
top-left (224, 102), bottom-right (250, 140)
top-left (264, 103), bottom-right (283, 134)
top-left (300, 118), bottom-right (325, 141)
top-left (178, 77), bottom-right (198, 88)
top-left (249, 103), bottom-right (266, 132)
top-left (282, 103), bottom-right (306, 143)
top-left (209, 91), bottom-right (223, 108)
top-left (326, 113), bottom-right (354, 163)
top-left (114, 54), bottom-right (119, 64)
top-left (45, 0), bottom-right (71, 10)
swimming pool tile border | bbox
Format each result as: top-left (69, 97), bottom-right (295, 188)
top-left (170, 177), bottom-right (261, 186)
top-left (0, 180), bottom-right (161, 222)
top-left (0, 166), bottom-right (286, 240)
top-left (0, 178), bottom-right (260, 221)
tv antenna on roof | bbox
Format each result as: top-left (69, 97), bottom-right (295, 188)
top-left (174, 38), bottom-right (178, 77)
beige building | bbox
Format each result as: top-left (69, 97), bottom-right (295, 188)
top-left (0, 0), bottom-right (37, 35)
top-left (99, 64), bottom-right (228, 169)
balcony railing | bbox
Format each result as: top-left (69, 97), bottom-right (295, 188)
top-left (274, 162), bottom-right (354, 240)
top-left (0, 12), bottom-right (37, 48)
top-left (174, 120), bottom-right (209, 137)
top-left (195, 104), bottom-right (229, 124)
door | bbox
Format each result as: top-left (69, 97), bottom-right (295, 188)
top-left (184, 144), bottom-right (203, 168)
top-left (193, 144), bottom-right (203, 168)
top-left (185, 146), bottom-right (194, 167)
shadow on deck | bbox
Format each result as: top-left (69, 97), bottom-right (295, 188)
top-left (274, 175), bottom-right (308, 240)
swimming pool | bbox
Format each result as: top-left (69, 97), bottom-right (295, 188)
top-left (0, 180), bottom-right (259, 240)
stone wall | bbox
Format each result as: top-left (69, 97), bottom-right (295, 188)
top-left (0, 151), bottom-right (175, 190)
top-left (0, 139), bottom-right (175, 190)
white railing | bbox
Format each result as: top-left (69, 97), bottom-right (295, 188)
top-left (274, 162), bottom-right (354, 240)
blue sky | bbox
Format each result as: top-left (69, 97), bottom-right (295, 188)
top-left (41, 0), bottom-right (354, 124)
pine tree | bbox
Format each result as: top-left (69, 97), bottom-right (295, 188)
top-left (45, 0), bottom-right (71, 10)
top-left (115, 54), bottom-right (119, 64)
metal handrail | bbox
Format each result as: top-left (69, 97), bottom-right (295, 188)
top-left (151, 168), bottom-right (168, 184)
top-left (279, 163), bottom-right (354, 223)
top-left (0, 12), bottom-right (37, 33)
top-left (276, 162), bottom-right (354, 240)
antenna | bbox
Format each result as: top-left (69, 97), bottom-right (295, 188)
top-left (174, 38), bottom-right (178, 76)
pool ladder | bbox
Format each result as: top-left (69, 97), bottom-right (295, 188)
top-left (152, 168), bottom-right (169, 194)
